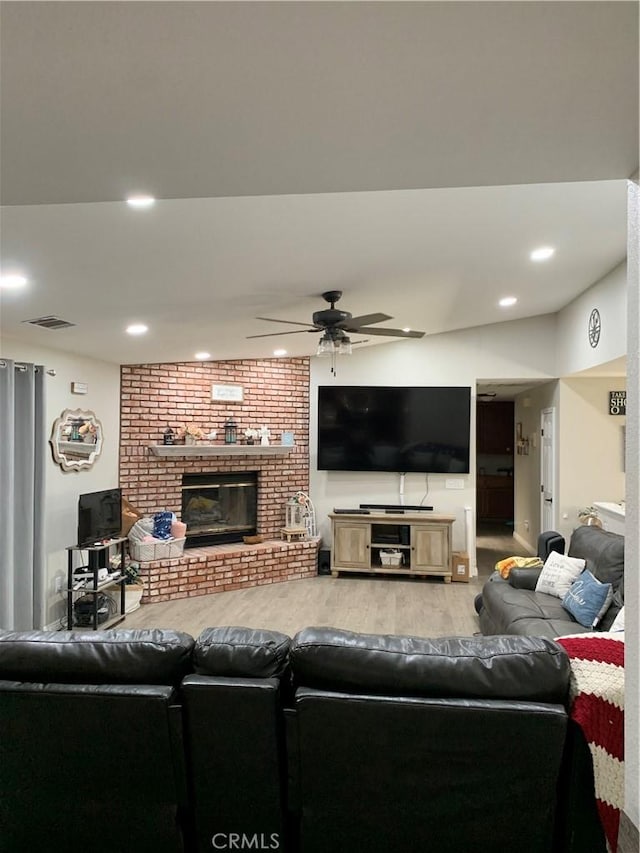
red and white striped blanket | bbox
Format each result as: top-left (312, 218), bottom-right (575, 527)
top-left (555, 632), bottom-right (625, 853)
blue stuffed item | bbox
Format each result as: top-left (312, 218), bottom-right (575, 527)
top-left (153, 511), bottom-right (174, 541)
top-left (562, 570), bottom-right (613, 629)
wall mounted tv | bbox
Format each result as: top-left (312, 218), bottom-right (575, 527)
top-left (77, 488), bottom-right (123, 547)
top-left (317, 386), bottom-right (471, 474)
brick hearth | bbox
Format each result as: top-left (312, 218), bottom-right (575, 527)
top-left (140, 538), bottom-right (319, 602)
top-left (119, 358), bottom-right (318, 601)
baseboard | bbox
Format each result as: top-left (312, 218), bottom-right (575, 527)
top-left (512, 532), bottom-right (536, 555)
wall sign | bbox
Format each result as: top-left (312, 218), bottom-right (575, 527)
top-left (609, 390), bottom-right (626, 416)
top-left (211, 384), bottom-right (244, 402)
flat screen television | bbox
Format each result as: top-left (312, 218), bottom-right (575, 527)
top-left (77, 488), bottom-right (123, 547)
top-left (317, 386), bottom-right (471, 473)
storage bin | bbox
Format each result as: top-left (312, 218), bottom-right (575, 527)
top-left (128, 537), bottom-right (186, 562)
top-left (379, 549), bottom-right (403, 567)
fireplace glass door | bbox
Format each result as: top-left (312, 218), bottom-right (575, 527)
top-left (182, 472), bottom-right (257, 547)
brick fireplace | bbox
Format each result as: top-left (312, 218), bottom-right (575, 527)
top-left (119, 358), bottom-right (318, 602)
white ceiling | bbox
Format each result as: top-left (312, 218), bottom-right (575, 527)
top-left (1, 2), bottom-right (637, 365)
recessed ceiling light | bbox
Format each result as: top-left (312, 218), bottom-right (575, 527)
top-left (194, 351), bottom-right (211, 360)
top-left (402, 327), bottom-right (411, 333)
top-left (530, 246), bottom-right (555, 262)
top-left (0, 273), bottom-right (28, 289)
top-left (126, 323), bottom-right (148, 335)
top-left (126, 195), bottom-right (156, 209)
top-left (499, 297), bottom-right (518, 308)
top-left (273, 348), bottom-right (287, 357)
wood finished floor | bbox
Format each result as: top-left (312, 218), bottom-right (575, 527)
top-left (126, 524), bottom-right (525, 639)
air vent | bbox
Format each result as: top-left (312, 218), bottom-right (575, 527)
top-left (23, 315), bottom-right (76, 330)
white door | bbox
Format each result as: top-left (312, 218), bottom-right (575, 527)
top-left (540, 408), bottom-right (556, 532)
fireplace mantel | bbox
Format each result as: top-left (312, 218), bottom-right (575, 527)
top-left (149, 444), bottom-right (295, 458)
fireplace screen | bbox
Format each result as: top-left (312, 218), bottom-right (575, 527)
top-left (181, 471), bottom-right (257, 547)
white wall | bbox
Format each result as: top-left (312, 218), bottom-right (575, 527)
top-left (556, 261), bottom-right (627, 376)
top-left (556, 377), bottom-right (626, 543)
top-left (0, 337), bottom-right (120, 628)
top-left (310, 314), bottom-right (557, 555)
top-left (513, 381), bottom-right (559, 550)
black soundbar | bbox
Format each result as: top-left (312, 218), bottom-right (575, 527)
top-left (360, 504), bottom-right (434, 512)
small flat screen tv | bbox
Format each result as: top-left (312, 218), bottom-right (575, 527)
top-left (77, 488), bottom-right (123, 547)
top-left (318, 386), bottom-right (471, 473)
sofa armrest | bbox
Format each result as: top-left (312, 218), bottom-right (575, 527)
top-left (508, 566), bottom-right (542, 590)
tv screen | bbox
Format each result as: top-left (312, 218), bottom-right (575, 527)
top-left (77, 488), bottom-right (123, 547)
top-left (318, 386), bottom-right (471, 473)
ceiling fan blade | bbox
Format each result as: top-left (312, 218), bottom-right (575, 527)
top-left (350, 326), bottom-right (425, 338)
top-left (246, 329), bottom-right (313, 339)
top-left (345, 312), bottom-right (392, 327)
top-left (255, 317), bottom-right (318, 329)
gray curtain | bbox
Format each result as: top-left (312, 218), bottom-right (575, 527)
top-left (0, 359), bottom-right (46, 629)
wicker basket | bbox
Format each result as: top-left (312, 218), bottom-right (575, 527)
top-left (379, 549), bottom-right (404, 567)
top-left (128, 537), bottom-right (186, 562)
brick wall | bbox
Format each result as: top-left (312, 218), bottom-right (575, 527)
top-left (119, 358), bottom-right (316, 600)
top-left (120, 358), bottom-right (310, 535)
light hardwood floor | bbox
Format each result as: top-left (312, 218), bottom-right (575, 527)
top-left (126, 573), bottom-right (485, 638)
top-left (125, 525), bottom-right (521, 639)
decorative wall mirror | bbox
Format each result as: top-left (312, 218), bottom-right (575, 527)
top-left (50, 408), bottom-right (104, 472)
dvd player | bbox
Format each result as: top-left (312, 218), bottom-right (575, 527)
top-left (359, 504), bottom-right (434, 512)
top-left (333, 508), bottom-right (370, 514)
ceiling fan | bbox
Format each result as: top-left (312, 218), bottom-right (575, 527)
top-left (246, 291), bottom-right (426, 346)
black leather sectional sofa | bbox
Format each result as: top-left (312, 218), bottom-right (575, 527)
top-left (0, 625), bottom-right (605, 853)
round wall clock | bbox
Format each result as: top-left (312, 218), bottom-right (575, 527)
top-left (588, 308), bottom-right (601, 348)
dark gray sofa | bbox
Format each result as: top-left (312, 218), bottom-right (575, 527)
top-left (477, 525), bottom-right (625, 638)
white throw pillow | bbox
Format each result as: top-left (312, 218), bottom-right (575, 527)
top-left (535, 552), bottom-right (586, 599)
top-left (610, 607), bottom-right (625, 632)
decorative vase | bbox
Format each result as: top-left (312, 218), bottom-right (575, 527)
top-left (185, 434), bottom-right (196, 445)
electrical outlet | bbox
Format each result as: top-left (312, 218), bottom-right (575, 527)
top-left (445, 478), bottom-right (464, 490)
top-left (54, 576), bottom-right (63, 594)
top-left (523, 520), bottom-right (529, 532)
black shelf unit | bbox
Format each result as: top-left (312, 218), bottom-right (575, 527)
top-left (66, 538), bottom-right (127, 631)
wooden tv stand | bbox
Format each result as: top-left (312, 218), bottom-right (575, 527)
top-left (329, 512), bottom-right (455, 582)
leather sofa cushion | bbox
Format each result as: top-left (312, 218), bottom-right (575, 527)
top-left (290, 627), bottom-right (569, 703)
top-left (194, 626), bottom-right (291, 677)
top-left (481, 578), bottom-right (591, 638)
top-left (0, 628), bottom-right (194, 685)
top-left (568, 526), bottom-right (624, 591)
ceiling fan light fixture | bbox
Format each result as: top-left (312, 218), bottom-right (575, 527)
top-left (336, 334), bottom-right (352, 356)
top-left (316, 332), bottom-right (335, 357)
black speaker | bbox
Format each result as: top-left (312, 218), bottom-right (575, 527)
top-left (318, 548), bottom-right (331, 575)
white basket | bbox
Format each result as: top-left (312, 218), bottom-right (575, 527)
top-left (380, 549), bottom-right (404, 567)
top-left (129, 537), bottom-right (186, 562)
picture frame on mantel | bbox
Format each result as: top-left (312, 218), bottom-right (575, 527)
top-left (211, 383), bottom-right (244, 402)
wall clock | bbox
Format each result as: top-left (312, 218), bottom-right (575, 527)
top-left (588, 308), bottom-right (601, 348)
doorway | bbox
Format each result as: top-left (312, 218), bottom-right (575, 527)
top-left (476, 398), bottom-right (515, 525)
top-left (540, 407), bottom-right (556, 532)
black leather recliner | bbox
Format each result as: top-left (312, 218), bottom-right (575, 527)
top-left (0, 628), bottom-right (194, 853)
top-left (287, 627), bottom-right (571, 853)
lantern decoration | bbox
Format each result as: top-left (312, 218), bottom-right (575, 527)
top-left (281, 495), bottom-right (308, 542)
top-left (224, 416), bottom-right (238, 444)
